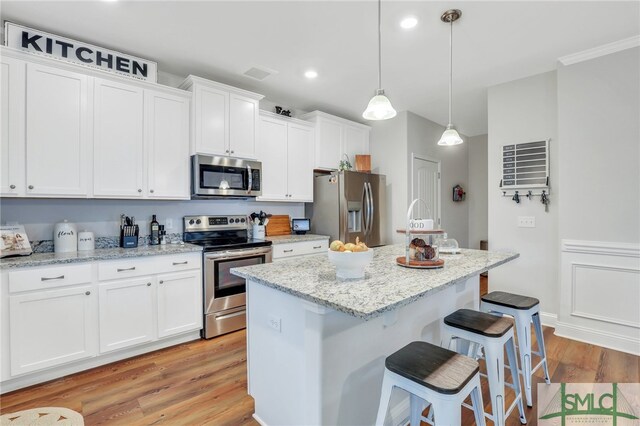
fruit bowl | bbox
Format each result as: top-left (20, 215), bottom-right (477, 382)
top-left (327, 248), bottom-right (374, 279)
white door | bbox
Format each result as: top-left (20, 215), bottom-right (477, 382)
top-left (315, 118), bottom-right (342, 170)
top-left (342, 125), bottom-right (369, 165)
top-left (287, 123), bottom-right (314, 202)
top-left (93, 78), bottom-right (144, 198)
top-left (9, 285), bottom-right (98, 375)
top-left (256, 116), bottom-right (288, 201)
top-left (99, 277), bottom-right (155, 353)
top-left (145, 90), bottom-right (190, 199)
top-left (412, 156), bottom-right (441, 226)
top-left (195, 85), bottom-right (228, 155)
top-left (157, 271), bottom-right (202, 338)
top-left (0, 56), bottom-right (26, 196)
top-left (229, 94), bottom-right (258, 159)
top-left (25, 63), bottom-right (89, 197)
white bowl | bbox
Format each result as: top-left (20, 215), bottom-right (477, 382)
top-left (327, 248), bottom-right (374, 279)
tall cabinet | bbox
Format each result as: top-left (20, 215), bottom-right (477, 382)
top-left (257, 112), bottom-right (315, 202)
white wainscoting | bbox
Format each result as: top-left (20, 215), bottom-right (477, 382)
top-left (557, 240), bottom-right (640, 355)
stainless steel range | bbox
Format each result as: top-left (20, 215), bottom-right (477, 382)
top-left (184, 215), bottom-right (272, 339)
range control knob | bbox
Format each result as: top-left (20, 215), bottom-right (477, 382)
top-left (196, 219), bottom-right (202, 225)
top-left (189, 219), bottom-right (195, 225)
top-left (240, 218), bottom-right (246, 223)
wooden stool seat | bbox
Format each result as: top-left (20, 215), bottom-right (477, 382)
top-left (481, 291), bottom-right (539, 310)
top-left (385, 341), bottom-right (479, 395)
top-left (444, 308), bottom-right (513, 337)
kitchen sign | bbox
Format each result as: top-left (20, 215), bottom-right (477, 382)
top-left (4, 22), bottom-right (157, 82)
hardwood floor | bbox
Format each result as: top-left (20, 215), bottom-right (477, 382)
top-left (1, 314), bottom-right (638, 425)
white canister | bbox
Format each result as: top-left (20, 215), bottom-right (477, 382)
top-left (54, 220), bottom-right (78, 253)
top-left (78, 231), bottom-right (95, 251)
top-left (252, 224), bottom-right (266, 240)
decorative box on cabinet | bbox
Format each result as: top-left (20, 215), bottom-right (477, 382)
top-left (179, 75), bottom-right (264, 159)
top-left (300, 110), bottom-right (370, 171)
top-left (257, 112), bottom-right (314, 202)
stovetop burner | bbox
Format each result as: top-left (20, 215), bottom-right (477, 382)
top-left (183, 215), bottom-right (272, 252)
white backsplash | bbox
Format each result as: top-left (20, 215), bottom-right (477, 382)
top-left (0, 198), bottom-right (305, 241)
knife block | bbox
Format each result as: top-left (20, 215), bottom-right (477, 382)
top-left (120, 225), bottom-right (139, 248)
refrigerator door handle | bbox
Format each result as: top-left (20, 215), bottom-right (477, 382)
top-left (367, 182), bottom-right (374, 237)
top-left (361, 182), bottom-right (369, 235)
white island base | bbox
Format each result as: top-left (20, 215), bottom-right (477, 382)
top-left (246, 276), bottom-right (479, 426)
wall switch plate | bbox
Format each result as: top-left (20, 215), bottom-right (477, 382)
top-left (268, 315), bottom-right (281, 332)
top-left (165, 219), bottom-right (173, 230)
top-left (518, 216), bottom-right (536, 228)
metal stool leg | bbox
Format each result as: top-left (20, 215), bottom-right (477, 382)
top-left (483, 339), bottom-right (506, 426)
top-left (514, 310), bottom-right (533, 407)
top-left (506, 336), bottom-right (527, 424)
top-left (410, 394), bottom-right (425, 426)
top-left (532, 312), bottom-right (551, 384)
top-left (469, 376), bottom-right (487, 426)
top-left (375, 371), bottom-right (394, 426)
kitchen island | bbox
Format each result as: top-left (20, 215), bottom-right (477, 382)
top-left (231, 245), bottom-right (518, 426)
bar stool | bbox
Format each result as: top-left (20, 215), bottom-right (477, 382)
top-left (375, 341), bottom-right (486, 426)
top-left (444, 309), bottom-right (527, 426)
top-left (481, 291), bottom-right (551, 407)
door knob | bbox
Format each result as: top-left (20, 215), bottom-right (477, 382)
top-left (230, 150), bottom-right (235, 154)
top-left (150, 189), bottom-right (154, 193)
top-left (138, 189), bottom-right (142, 193)
top-left (85, 291), bottom-right (91, 296)
top-left (147, 282), bottom-right (151, 286)
top-left (9, 184), bottom-right (15, 189)
top-left (159, 280), bottom-right (164, 284)
top-left (28, 185), bottom-right (34, 190)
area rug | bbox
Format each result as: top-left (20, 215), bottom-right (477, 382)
top-left (0, 407), bottom-right (84, 425)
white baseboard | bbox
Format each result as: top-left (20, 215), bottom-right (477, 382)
top-left (252, 413), bottom-right (267, 426)
top-left (555, 321), bottom-right (640, 356)
top-left (539, 311), bottom-right (557, 328)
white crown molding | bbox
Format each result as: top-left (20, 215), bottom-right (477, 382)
top-left (558, 35), bottom-right (640, 66)
top-left (562, 239), bottom-right (640, 258)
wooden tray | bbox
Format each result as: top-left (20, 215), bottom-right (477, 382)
top-left (266, 215), bottom-right (291, 236)
top-left (396, 257), bottom-right (445, 269)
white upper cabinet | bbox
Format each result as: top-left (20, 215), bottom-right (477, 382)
top-left (145, 90), bottom-right (190, 199)
top-left (301, 111), bottom-right (371, 171)
top-left (93, 78), bottom-right (145, 198)
top-left (257, 112), bottom-right (314, 202)
top-left (26, 63), bottom-right (89, 197)
top-left (0, 56), bottom-right (26, 197)
top-left (180, 76), bottom-right (264, 159)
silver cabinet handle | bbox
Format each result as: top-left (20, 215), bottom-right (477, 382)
top-left (147, 282), bottom-right (151, 286)
top-left (9, 184), bottom-right (15, 189)
top-left (28, 185), bottom-right (34, 190)
top-left (41, 275), bottom-right (64, 281)
top-left (283, 249), bottom-right (294, 253)
top-left (225, 149), bottom-right (229, 153)
top-left (231, 150), bottom-right (234, 154)
top-left (85, 291), bottom-right (91, 295)
top-left (150, 189), bottom-right (154, 193)
top-left (117, 267), bottom-right (136, 272)
top-left (172, 261), bottom-right (188, 265)
top-left (159, 280), bottom-right (164, 284)
top-left (313, 246), bottom-right (322, 249)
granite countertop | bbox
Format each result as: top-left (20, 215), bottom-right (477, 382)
top-left (0, 243), bottom-right (203, 270)
top-left (231, 244), bottom-right (519, 320)
top-left (267, 234), bottom-right (330, 245)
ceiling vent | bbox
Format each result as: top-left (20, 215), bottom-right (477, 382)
top-left (243, 66), bottom-right (278, 81)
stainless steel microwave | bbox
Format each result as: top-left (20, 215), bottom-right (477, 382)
top-left (192, 155), bottom-right (262, 198)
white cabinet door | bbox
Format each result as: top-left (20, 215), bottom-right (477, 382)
top-left (0, 56), bottom-right (26, 197)
top-left (195, 85), bottom-right (228, 155)
top-left (146, 90), bottom-right (190, 199)
top-left (257, 116), bottom-right (288, 201)
top-left (287, 123), bottom-right (314, 202)
top-left (9, 285), bottom-right (98, 376)
top-left (315, 118), bottom-right (342, 170)
top-left (342, 125), bottom-right (369, 164)
top-left (93, 78), bottom-right (144, 198)
top-left (99, 277), bottom-right (155, 353)
top-left (25, 63), bottom-right (89, 197)
top-left (157, 271), bottom-right (202, 338)
top-left (229, 94), bottom-right (258, 159)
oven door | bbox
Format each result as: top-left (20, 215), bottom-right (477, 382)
top-left (192, 155), bottom-right (262, 198)
top-left (204, 246), bottom-right (272, 314)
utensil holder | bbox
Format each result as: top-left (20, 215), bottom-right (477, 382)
top-left (120, 225), bottom-right (139, 248)
top-left (252, 224), bottom-right (266, 240)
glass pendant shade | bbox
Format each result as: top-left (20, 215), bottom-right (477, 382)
top-left (362, 89), bottom-right (397, 120)
top-left (437, 125), bottom-right (463, 146)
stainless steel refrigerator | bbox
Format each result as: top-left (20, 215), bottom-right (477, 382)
top-left (306, 171), bottom-right (386, 247)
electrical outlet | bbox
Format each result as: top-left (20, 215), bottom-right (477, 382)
top-left (517, 216), bottom-right (536, 228)
top-left (165, 219), bottom-right (173, 230)
top-left (268, 315), bottom-right (281, 332)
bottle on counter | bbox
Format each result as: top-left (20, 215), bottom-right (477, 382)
top-left (150, 215), bottom-right (160, 245)
top-left (159, 225), bottom-right (166, 245)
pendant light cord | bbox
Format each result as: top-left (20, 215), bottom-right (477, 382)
top-left (377, 0), bottom-right (382, 90)
top-left (448, 17), bottom-right (453, 126)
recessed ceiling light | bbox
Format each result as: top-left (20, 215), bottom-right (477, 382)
top-left (400, 17), bottom-right (418, 29)
top-left (304, 70), bottom-right (318, 79)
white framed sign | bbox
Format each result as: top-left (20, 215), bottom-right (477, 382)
top-left (4, 22), bottom-right (157, 82)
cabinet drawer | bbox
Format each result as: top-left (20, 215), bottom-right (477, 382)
top-left (154, 253), bottom-right (201, 273)
top-left (9, 264), bottom-right (92, 293)
top-left (272, 240), bottom-right (328, 259)
top-left (98, 258), bottom-right (157, 281)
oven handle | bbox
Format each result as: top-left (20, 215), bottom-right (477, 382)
top-left (215, 307), bottom-right (246, 320)
top-left (205, 247), bottom-right (272, 260)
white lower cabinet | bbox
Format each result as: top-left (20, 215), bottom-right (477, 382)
top-left (9, 285), bottom-right (98, 376)
top-left (99, 277), bottom-right (156, 353)
top-left (157, 271), bottom-right (202, 338)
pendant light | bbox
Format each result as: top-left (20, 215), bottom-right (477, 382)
top-left (362, 0), bottom-right (396, 120)
top-left (437, 9), bottom-right (463, 146)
